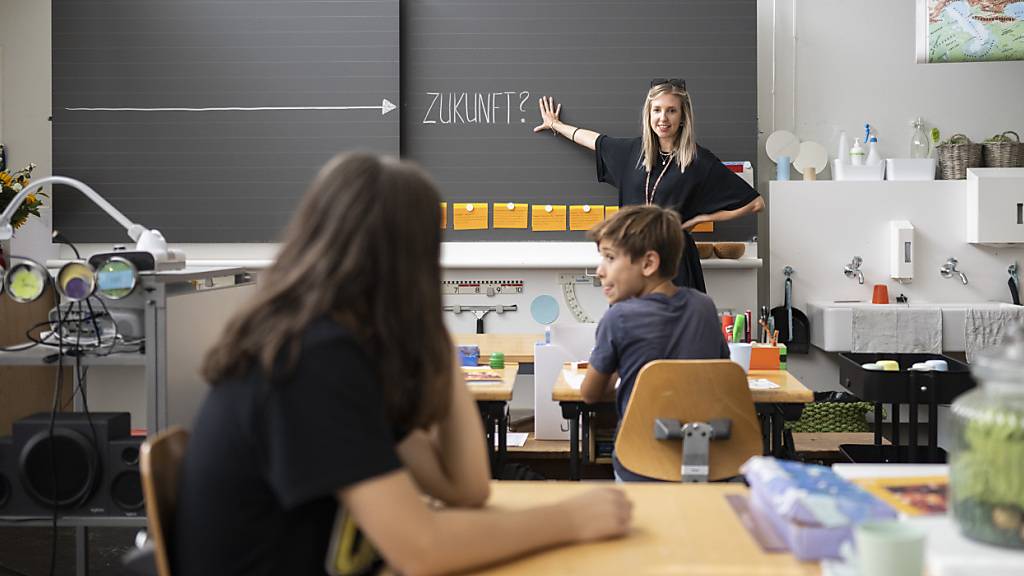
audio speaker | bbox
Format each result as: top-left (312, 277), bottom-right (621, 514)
top-left (0, 412), bottom-right (144, 518)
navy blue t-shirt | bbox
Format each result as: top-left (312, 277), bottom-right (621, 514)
top-left (588, 287), bottom-right (730, 419)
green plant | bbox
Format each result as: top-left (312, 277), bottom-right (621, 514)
top-left (931, 127), bottom-right (941, 144)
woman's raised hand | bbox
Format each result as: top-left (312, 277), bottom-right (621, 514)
top-left (533, 96), bottom-right (562, 133)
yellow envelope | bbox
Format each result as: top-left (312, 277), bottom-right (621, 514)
top-left (440, 202), bottom-right (447, 229)
top-left (492, 203), bottom-right (528, 229)
top-left (453, 203), bottom-right (488, 230)
top-left (569, 204), bottom-right (605, 231)
top-left (532, 204), bottom-right (567, 231)
top-left (605, 206), bottom-right (620, 219)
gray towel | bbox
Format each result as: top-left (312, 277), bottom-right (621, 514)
top-left (965, 307), bottom-right (1024, 362)
top-left (852, 307), bottom-right (942, 353)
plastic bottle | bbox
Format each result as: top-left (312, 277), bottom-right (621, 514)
top-left (850, 138), bottom-right (866, 166)
top-left (910, 117), bottom-right (930, 159)
top-left (837, 131), bottom-right (849, 165)
top-left (866, 136), bottom-right (882, 166)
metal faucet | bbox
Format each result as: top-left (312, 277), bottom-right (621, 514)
top-left (844, 256), bottom-right (864, 284)
top-left (939, 257), bottom-right (968, 285)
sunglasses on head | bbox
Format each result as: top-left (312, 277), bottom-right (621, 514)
top-left (650, 78), bottom-right (686, 90)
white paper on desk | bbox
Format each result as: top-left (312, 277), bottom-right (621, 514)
top-left (564, 371), bottom-right (620, 390)
top-left (496, 432), bottom-right (529, 448)
top-left (747, 378), bottom-right (780, 390)
top-left (564, 371), bottom-right (585, 389)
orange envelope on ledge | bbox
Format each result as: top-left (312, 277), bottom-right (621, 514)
top-left (532, 205), bottom-right (566, 231)
top-left (453, 203), bottom-right (488, 230)
top-left (493, 202), bottom-right (528, 229)
top-left (569, 204), bottom-right (605, 231)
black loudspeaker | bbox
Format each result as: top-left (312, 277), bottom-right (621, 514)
top-left (0, 412), bottom-right (144, 518)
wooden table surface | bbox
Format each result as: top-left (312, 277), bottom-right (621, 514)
top-left (469, 482), bottom-right (819, 575)
top-left (552, 366), bottom-right (814, 404)
top-left (464, 363), bottom-right (519, 402)
top-left (453, 333), bottom-right (543, 364)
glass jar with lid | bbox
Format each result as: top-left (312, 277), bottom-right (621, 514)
top-left (950, 323), bottom-right (1024, 548)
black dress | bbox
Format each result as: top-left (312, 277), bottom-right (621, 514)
top-left (595, 136), bottom-right (759, 292)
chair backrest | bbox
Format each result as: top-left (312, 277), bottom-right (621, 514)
top-left (141, 426), bottom-right (190, 576)
top-left (614, 360), bottom-right (762, 481)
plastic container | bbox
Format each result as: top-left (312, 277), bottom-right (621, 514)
top-left (837, 352), bottom-right (974, 404)
top-left (949, 324), bottom-right (1024, 549)
top-left (885, 158), bottom-right (936, 181)
top-left (866, 136), bottom-right (882, 166)
top-left (850, 138), bottom-right (866, 166)
top-left (832, 159), bottom-right (885, 181)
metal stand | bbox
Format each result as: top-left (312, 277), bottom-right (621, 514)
top-left (655, 418), bottom-right (732, 483)
top-left (442, 304), bottom-right (518, 334)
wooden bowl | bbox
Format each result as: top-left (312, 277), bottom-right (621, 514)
top-left (695, 242), bottom-right (715, 259)
top-left (713, 242), bottom-right (746, 259)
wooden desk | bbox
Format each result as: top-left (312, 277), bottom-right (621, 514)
top-left (453, 333), bottom-right (542, 367)
top-left (553, 367), bottom-right (814, 479)
top-left (472, 482), bottom-right (818, 575)
top-left (465, 363), bottom-right (519, 471)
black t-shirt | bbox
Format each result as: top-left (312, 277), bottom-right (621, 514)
top-left (174, 318), bottom-right (402, 576)
top-left (595, 136), bottom-right (759, 291)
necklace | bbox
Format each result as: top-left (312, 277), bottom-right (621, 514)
top-left (645, 151), bottom-right (675, 205)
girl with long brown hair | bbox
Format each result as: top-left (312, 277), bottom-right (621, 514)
top-left (174, 152), bottom-right (631, 576)
top-left (535, 80), bottom-right (764, 293)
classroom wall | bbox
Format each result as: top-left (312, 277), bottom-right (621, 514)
top-left (0, 0), bottom-right (56, 263)
top-left (756, 0), bottom-right (1024, 391)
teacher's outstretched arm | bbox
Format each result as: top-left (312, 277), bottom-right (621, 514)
top-left (534, 96), bottom-right (600, 151)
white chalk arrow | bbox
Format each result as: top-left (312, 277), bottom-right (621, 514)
top-left (65, 98), bottom-right (398, 116)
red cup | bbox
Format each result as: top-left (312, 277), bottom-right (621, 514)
top-left (872, 284), bottom-right (889, 304)
top-left (721, 314), bottom-right (734, 340)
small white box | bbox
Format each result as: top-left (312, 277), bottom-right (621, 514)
top-left (966, 168), bottom-right (1024, 245)
top-left (885, 158), bottom-right (936, 181)
top-left (832, 159), bottom-right (885, 181)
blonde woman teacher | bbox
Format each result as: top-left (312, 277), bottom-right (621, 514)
top-left (536, 79), bottom-right (764, 293)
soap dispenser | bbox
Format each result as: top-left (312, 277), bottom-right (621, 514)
top-left (850, 138), bottom-right (866, 166)
top-left (890, 220), bottom-right (915, 283)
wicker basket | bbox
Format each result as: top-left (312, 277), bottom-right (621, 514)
top-left (785, 401), bottom-right (875, 433)
top-left (936, 134), bottom-right (983, 179)
top-left (982, 131), bottom-right (1024, 168)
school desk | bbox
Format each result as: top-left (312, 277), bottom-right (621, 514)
top-left (471, 482), bottom-right (819, 575)
top-left (464, 363), bottom-right (519, 470)
top-left (553, 367), bottom-right (814, 480)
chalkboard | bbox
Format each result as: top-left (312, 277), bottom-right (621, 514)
top-left (52, 0), bottom-right (755, 244)
top-left (52, 0), bottom-right (400, 243)
top-left (403, 0), bottom-right (758, 241)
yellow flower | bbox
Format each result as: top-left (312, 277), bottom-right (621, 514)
top-left (26, 194), bottom-right (38, 204)
top-left (0, 172), bottom-right (11, 186)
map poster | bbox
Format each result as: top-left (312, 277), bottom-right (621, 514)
top-left (917, 0), bottom-right (1024, 62)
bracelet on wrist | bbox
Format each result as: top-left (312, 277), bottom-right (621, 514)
top-left (571, 127), bottom-right (581, 143)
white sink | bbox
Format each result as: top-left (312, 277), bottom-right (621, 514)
top-left (806, 301), bottom-right (1021, 352)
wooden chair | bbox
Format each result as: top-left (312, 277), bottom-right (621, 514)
top-left (140, 426), bottom-right (190, 576)
top-left (614, 360), bottom-right (762, 482)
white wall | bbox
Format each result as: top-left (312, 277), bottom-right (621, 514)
top-left (0, 0), bottom-right (56, 263)
top-left (757, 0), bottom-right (1024, 390)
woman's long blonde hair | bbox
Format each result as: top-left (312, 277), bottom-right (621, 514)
top-left (202, 152), bottom-right (453, 433)
top-left (639, 83), bottom-right (696, 173)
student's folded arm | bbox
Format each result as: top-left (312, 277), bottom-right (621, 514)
top-left (581, 366), bottom-right (614, 404)
top-left (340, 470), bottom-right (632, 576)
top-left (396, 361), bottom-right (490, 508)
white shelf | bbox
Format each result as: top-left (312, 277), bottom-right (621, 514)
top-left (0, 345), bottom-right (146, 366)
